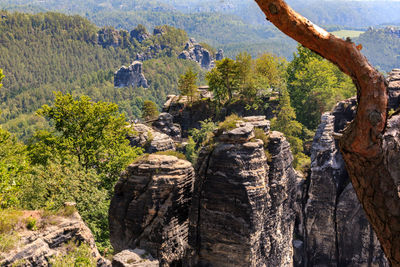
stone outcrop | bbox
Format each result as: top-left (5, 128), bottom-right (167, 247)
top-left (216, 49), bottom-right (224, 61)
top-left (114, 61), bottom-right (148, 88)
top-left (98, 27), bottom-right (121, 47)
top-left (152, 112), bottom-right (182, 139)
top-left (127, 123), bottom-right (175, 153)
top-left (178, 38), bottom-right (220, 69)
top-left (298, 98), bottom-right (388, 266)
top-left (186, 121), bottom-right (298, 266)
top-left (388, 68), bottom-right (400, 110)
top-left (0, 210), bottom-right (109, 267)
top-left (112, 249), bottom-right (158, 267)
top-left (109, 155), bottom-right (195, 266)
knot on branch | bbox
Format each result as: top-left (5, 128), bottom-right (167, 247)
top-left (268, 3), bottom-right (279, 15)
top-left (368, 110), bottom-right (382, 126)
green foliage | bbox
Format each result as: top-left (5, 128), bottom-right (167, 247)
top-left (185, 136), bottom-right (197, 164)
top-left (142, 100), bottom-right (159, 121)
top-left (0, 68), bottom-right (3, 89)
top-left (0, 209), bottom-right (23, 253)
top-left (0, 11), bottom-right (205, 140)
top-left (26, 217), bottom-right (37, 231)
top-left (206, 58), bottom-right (240, 106)
top-left (271, 87), bottom-right (310, 171)
top-left (178, 69), bottom-right (198, 103)
top-left (49, 241), bottom-right (97, 267)
top-left (287, 45), bottom-right (356, 130)
top-left (217, 114), bottom-right (240, 132)
top-left (0, 127), bottom-right (28, 208)
top-left (20, 157), bottom-right (111, 251)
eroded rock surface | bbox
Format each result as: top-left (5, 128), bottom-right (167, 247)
top-left (152, 112), bottom-right (182, 139)
top-left (0, 211), bottom-right (109, 267)
top-left (187, 122), bottom-right (297, 266)
top-left (112, 249), bottom-right (158, 267)
top-left (178, 38), bottom-right (218, 69)
top-left (114, 61), bottom-right (148, 88)
top-left (109, 155), bottom-right (195, 266)
top-left (127, 123), bottom-right (175, 153)
top-left (299, 99), bottom-right (388, 266)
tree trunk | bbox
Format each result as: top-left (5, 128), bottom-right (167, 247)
top-left (254, 0), bottom-right (400, 265)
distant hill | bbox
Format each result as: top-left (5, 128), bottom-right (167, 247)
top-left (355, 26), bottom-right (400, 72)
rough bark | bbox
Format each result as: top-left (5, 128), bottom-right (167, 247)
top-left (255, 0), bottom-right (400, 265)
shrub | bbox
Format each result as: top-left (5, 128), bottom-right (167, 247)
top-left (154, 150), bottom-right (187, 160)
top-left (217, 114), bottom-right (240, 133)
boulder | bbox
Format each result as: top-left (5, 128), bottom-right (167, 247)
top-left (152, 112), bottom-right (181, 139)
top-left (112, 249), bottom-right (158, 267)
top-left (109, 155), bottom-right (195, 266)
top-left (114, 61), bottom-right (148, 88)
top-left (127, 123), bottom-right (175, 153)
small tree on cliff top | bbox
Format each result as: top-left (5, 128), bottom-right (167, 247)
top-left (178, 69), bottom-right (198, 103)
top-left (254, 0), bottom-right (400, 264)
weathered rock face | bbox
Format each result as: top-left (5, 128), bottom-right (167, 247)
top-left (299, 99), bottom-right (388, 266)
top-left (98, 27), bottom-right (121, 47)
top-left (186, 122), bottom-right (298, 266)
top-left (127, 123), bottom-right (175, 153)
top-left (178, 38), bottom-right (217, 69)
top-left (0, 210), bottom-right (109, 267)
top-left (266, 131), bottom-right (298, 266)
top-left (152, 112), bottom-right (182, 139)
top-left (388, 68), bottom-right (400, 110)
top-left (109, 155), bottom-right (195, 266)
top-left (114, 61), bottom-right (148, 88)
top-left (112, 249), bottom-right (158, 267)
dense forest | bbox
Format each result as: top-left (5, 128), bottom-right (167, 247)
top-left (0, 11), bottom-right (204, 140)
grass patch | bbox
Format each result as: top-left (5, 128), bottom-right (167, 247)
top-left (331, 30), bottom-right (364, 38)
top-left (0, 232), bottom-right (19, 253)
top-left (218, 114), bottom-right (240, 132)
top-left (49, 240), bottom-right (96, 267)
top-left (132, 153), bottom-right (150, 164)
top-left (154, 150), bottom-right (187, 160)
top-left (26, 217), bottom-right (37, 231)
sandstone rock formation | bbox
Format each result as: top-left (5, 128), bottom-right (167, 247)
top-left (0, 210), bottom-right (109, 267)
top-left (114, 61), bottom-right (148, 88)
top-left (152, 112), bottom-right (182, 140)
top-left (216, 49), bottom-right (224, 61)
top-left (109, 155), bottom-right (195, 266)
top-left (186, 121), bottom-right (298, 266)
top-left (297, 98), bottom-right (388, 266)
top-left (387, 68), bottom-right (400, 109)
top-left (178, 38), bottom-right (219, 69)
top-left (112, 249), bottom-right (158, 267)
top-left (127, 123), bottom-right (175, 153)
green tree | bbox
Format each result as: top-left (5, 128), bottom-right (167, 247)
top-left (271, 87), bottom-right (309, 171)
top-left (141, 100), bottom-right (159, 121)
top-left (28, 92), bottom-right (142, 191)
top-left (287, 45), bottom-right (355, 130)
top-left (206, 58), bottom-right (240, 106)
top-left (0, 127), bottom-right (28, 208)
top-left (178, 69), bottom-right (198, 103)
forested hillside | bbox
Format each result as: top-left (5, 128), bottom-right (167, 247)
top-left (0, 11), bottom-right (204, 140)
top-left (355, 27), bottom-right (400, 72)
